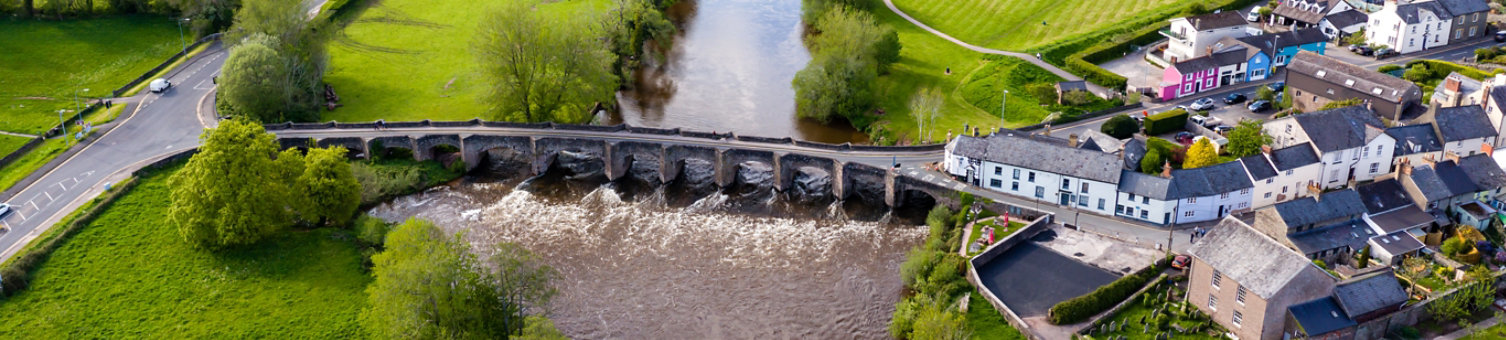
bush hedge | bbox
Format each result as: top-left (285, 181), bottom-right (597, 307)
top-left (1404, 59), bottom-right (1502, 81)
top-left (1047, 258), bottom-right (1170, 325)
top-left (1143, 108), bottom-right (1189, 135)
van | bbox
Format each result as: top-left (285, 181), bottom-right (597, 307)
top-left (1246, 7), bottom-right (1262, 22)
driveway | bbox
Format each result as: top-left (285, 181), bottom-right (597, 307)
top-left (974, 238), bottom-right (1120, 318)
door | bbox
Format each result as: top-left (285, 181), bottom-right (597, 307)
top-left (1217, 205), bottom-right (1226, 217)
top-left (1059, 193), bottom-right (1071, 205)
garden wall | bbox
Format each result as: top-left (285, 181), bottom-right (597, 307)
top-left (966, 214), bottom-right (1055, 339)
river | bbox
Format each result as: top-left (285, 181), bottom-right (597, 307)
top-left (367, 174), bottom-right (925, 339)
top-left (606, 0), bottom-right (871, 144)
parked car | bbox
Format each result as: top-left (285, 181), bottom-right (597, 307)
top-left (1266, 82), bottom-right (1285, 93)
top-left (1201, 116), bottom-right (1223, 127)
top-left (1189, 115), bottom-right (1209, 126)
top-left (1374, 48), bottom-right (1399, 59)
top-left (1348, 45), bottom-right (1373, 56)
top-left (1248, 100), bottom-right (1272, 112)
top-left (0, 203), bottom-right (10, 218)
top-left (148, 78), bottom-right (172, 93)
top-left (1496, 31), bottom-right (1506, 43)
top-left (1172, 255), bottom-right (1192, 269)
top-left (1189, 97), bottom-right (1216, 111)
top-left (1246, 7), bottom-right (1262, 22)
top-left (1175, 132), bottom-right (1195, 144)
top-left (1213, 125), bottom-right (1235, 134)
top-left (1223, 92), bottom-right (1247, 104)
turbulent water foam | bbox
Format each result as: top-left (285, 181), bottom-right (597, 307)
top-left (368, 182), bottom-right (926, 339)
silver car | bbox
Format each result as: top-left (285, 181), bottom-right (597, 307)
top-left (0, 203), bottom-right (10, 218)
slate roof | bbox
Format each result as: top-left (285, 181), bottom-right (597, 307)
top-left (1334, 270), bottom-right (1409, 319)
top-left (1123, 138), bottom-right (1147, 170)
top-left (1057, 80), bottom-right (1088, 92)
top-left (1287, 51), bottom-right (1421, 103)
top-left (1214, 37), bottom-right (1264, 60)
top-left (1408, 161), bottom-right (1479, 202)
top-left (1355, 179), bottom-right (1417, 214)
top-left (1291, 106), bottom-right (1388, 152)
top-left (1431, 72), bottom-right (1483, 105)
top-left (1173, 54), bottom-right (1223, 73)
top-left (1491, 87), bottom-right (1506, 109)
top-left (949, 132), bottom-right (1124, 183)
top-left (1184, 11), bottom-right (1251, 30)
top-left (1290, 220), bottom-right (1375, 255)
top-left (1289, 297), bottom-right (1358, 336)
top-left (1458, 154), bottom-right (1506, 191)
top-left (1271, 143), bottom-right (1322, 171)
top-left (1241, 154), bottom-right (1279, 181)
top-left (1169, 161), bottom-right (1255, 197)
top-left (1212, 49), bottom-right (1249, 66)
top-left (1077, 129), bottom-right (1125, 154)
top-left (1272, 189), bottom-right (1367, 228)
top-left (1274, 2), bottom-right (1328, 24)
top-left (1369, 205), bottom-right (1436, 233)
top-left (1323, 10), bottom-right (1369, 29)
top-left (1236, 28), bottom-right (1330, 56)
top-left (1189, 217), bottom-right (1333, 299)
top-left (1433, 105), bottom-right (1497, 142)
top-left (1118, 170), bottom-right (1177, 201)
top-left (1386, 124), bottom-right (1443, 156)
top-left (1370, 230), bottom-right (1426, 257)
top-left (1394, 0), bottom-right (1454, 24)
top-left (1436, 0), bottom-right (1492, 16)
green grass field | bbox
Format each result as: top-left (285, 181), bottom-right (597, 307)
top-left (0, 134), bottom-right (35, 157)
top-left (967, 293), bottom-right (1027, 340)
top-left (0, 167), bottom-right (371, 337)
top-left (0, 136), bottom-right (72, 193)
top-left (323, 0), bottom-right (612, 123)
top-left (889, 0), bottom-right (1193, 51)
top-left (0, 15), bottom-right (182, 135)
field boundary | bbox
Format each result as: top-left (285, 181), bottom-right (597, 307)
top-left (0, 137), bottom-right (45, 171)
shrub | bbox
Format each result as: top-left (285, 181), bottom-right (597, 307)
top-left (1403, 64), bottom-right (1432, 82)
top-left (1100, 114), bottom-right (1139, 139)
top-left (1143, 108), bottom-right (1189, 135)
top-left (1443, 237), bottom-right (1468, 256)
top-left (1377, 65), bottom-right (1403, 73)
top-left (1047, 260), bottom-right (1168, 324)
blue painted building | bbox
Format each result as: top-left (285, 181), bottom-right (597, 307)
top-left (1212, 28), bottom-right (1328, 82)
top-left (1212, 37), bottom-right (1272, 82)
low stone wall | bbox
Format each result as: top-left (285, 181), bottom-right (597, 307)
top-left (967, 214), bottom-right (1055, 340)
top-left (0, 137), bottom-right (44, 171)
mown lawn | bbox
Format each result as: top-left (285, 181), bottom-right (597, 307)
top-left (0, 134), bottom-right (34, 157)
top-left (966, 292), bottom-right (1028, 340)
top-left (889, 0), bottom-right (1202, 51)
top-left (0, 15), bottom-right (181, 135)
top-left (0, 166), bottom-right (371, 338)
top-left (323, 0), bottom-right (612, 123)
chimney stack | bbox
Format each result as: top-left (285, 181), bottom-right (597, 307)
top-left (1161, 160), bottom-right (1173, 178)
top-left (1399, 157), bottom-right (1413, 176)
top-left (1483, 143), bottom-right (1494, 156)
top-left (1445, 151), bottom-right (1461, 164)
top-left (1261, 145), bottom-right (1273, 154)
top-left (1068, 133), bottom-right (1080, 148)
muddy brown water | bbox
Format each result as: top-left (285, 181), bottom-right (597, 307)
top-left (606, 0), bottom-right (871, 144)
top-left (367, 175), bottom-right (925, 339)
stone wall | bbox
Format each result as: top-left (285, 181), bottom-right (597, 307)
top-left (967, 215), bottom-right (1056, 340)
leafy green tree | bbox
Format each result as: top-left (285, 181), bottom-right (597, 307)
top-left (218, 38), bottom-right (289, 122)
top-left (1100, 114), bottom-right (1139, 139)
top-left (168, 0), bottom-right (239, 36)
top-left (169, 119), bottom-right (298, 249)
top-left (1355, 246), bottom-right (1371, 268)
top-left (364, 218), bottom-right (559, 339)
top-left (911, 301), bottom-right (970, 340)
top-left (1140, 148), bottom-right (1166, 174)
top-left (801, 0), bottom-right (871, 23)
top-left (517, 316), bottom-right (569, 340)
top-left (1319, 98), bottom-right (1364, 110)
top-left (1183, 138), bottom-right (1218, 169)
top-left (1404, 63), bottom-right (1432, 82)
top-left (602, 0), bottom-right (676, 80)
top-left (794, 5), bottom-right (899, 127)
top-left (1256, 86), bottom-right (1275, 101)
top-left (477, 0), bottom-right (616, 123)
top-left (298, 147), bottom-right (362, 226)
top-left (225, 0), bottom-right (327, 121)
top-left (1225, 120), bottom-right (1272, 158)
top-left (1025, 83), bottom-right (1058, 105)
top-left (1346, 30), bottom-right (1367, 46)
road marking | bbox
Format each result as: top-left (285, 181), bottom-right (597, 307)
top-left (165, 144), bottom-right (173, 150)
top-left (13, 212), bottom-right (23, 221)
top-left (922, 174), bottom-right (934, 181)
top-left (27, 201), bottom-right (37, 211)
top-left (57, 181), bottom-right (66, 191)
top-left (44, 192), bottom-right (53, 202)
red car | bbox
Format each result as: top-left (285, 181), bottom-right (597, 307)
top-left (1171, 255), bottom-right (1191, 270)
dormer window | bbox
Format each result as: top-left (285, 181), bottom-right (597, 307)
top-left (1372, 88), bottom-right (1384, 95)
top-left (1316, 70), bottom-right (1326, 78)
top-left (1345, 79), bottom-right (1355, 86)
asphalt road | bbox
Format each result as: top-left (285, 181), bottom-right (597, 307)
top-left (0, 43), bottom-right (226, 261)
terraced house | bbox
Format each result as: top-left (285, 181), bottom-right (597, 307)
top-left (1188, 217), bottom-right (1337, 340)
top-left (1264, 106), bottom-right (1397, 189)
top-left (1366, 0), bottom-right (1491, 54)
top-left (943, 131), bottom-right (1123, 216)
top-left (1285, 51), bottom-right (1424, 122)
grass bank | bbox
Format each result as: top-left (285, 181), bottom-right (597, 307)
top-left (0, 134), bottom-right (33, 156)
top-left (0, 15), bottom-right (181, 135)
top-left (0, 166), bottom-right (371, 337)
top-left (889, 0), bottom-right (1186, 51)
top-left (0, 136), bottom-right (74, 193)
top-left (323, 0), bottom-right (612, 123)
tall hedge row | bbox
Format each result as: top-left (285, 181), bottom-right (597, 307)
top-left (1143, 109), bottom-right (1189, 135)
top-left (1047, 258), bottom-right (1170, 325)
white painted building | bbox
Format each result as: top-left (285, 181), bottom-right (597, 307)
top-left (1265, 106), bottom-right (1396, 189)
top-left (1240, 143), bottom-right (1325, 209)
top-left (944, 132), bottom-right (1124, 216)
top-left (1429, 105), bottom-right (1499, 157)
top-left (1366, 0), bottom-right (1454, 54)
top-left (1163, 11), bottom-right (1254, 62)
top-left (1116, 170), bottom-right (1181, 225)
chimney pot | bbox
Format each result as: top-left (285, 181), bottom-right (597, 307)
top-left (1161, 160), bottom-right (1173, 178)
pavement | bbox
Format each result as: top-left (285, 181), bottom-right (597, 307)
top-left (0, 42), bottom-right (225, 262)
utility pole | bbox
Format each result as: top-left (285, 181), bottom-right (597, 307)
top-left (74, 88), bottom-right (88, 123)
top-left (57, 109), bottom-right (66, 136)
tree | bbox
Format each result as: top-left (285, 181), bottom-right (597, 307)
top-left (602, 0), bottom-right (676, 80)
top-left (1320, 98), bottom-right (1364, 110)
top-left (1256, 86), bottom-right (1275, 101)
top-left (364, 218), bottom-right (558, 339)
top-left (1225, 119), bottom-right (1272, 158)
top-left (910, 87), bottom-right (944, 142)
top-left (1356, 246), bottom-right (1371, 268)
top-left (517, 316), bottom-right (568, 340)
top-left (1183, 138), bottom-right (1218, 169)
top-left (1100, 114), bottom-right (1139, 139)
top-left (1025, 83), bottom-right (1058, 105)
top-left (219, 38), bottom-right (289, 122)
top-left (298, 147), bottom-right (361, 226)
top-left (910, 302), bottom-right (970, 340)
top-left (224, 0), bottom-right (327, 122)
top-left (169, 119), bottom-right (298, 249)
top-left (794, 5), bottom-right (899, 127)
top-left (1061, 90), bottom-right (1091, 106)
top-left (1140, 148), bottom-right (1166, 174)
top-left (477, 0), bottom-right (616, 123)
top-left (1346, 30), bottom-right (1367, 46)
top-left (1404, 63), bottom-right (1432, 82)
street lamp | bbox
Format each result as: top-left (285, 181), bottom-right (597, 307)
top-left (74, 88), bottom-right (89, 122)
top-left (176, 18), bottom-right (192, 52)
top-left (57, 109), bottom-right (67, 136)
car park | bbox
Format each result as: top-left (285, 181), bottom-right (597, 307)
top-left (1247, 100), bottom-right (1272, 112)
top-left (1188, 97), bottom-right (1216, 111)
top-left (1223, 92), bottom-right (1247, 104)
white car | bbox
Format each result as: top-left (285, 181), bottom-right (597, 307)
top-left (1247, 7), bottom-right (1263, 22)
top-left (148, 78), bottom-right (172, 93)
top-left (0, 203), bottom-right (10, 218)
top-left (1189, 98), bottom-right (1216, 111)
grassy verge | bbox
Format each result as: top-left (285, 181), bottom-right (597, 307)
top-left (0, 137), bottom-right (76, 193)
top-left (118, 42), bottom-right (212, 97)
top-left (0, 165), bottom-right (370, 337)
top-left (966, 293), bottom-right (1027, 340)
top-left (1463, 319), bottom-right (1506, 339)
top-left (0, 15), bottom-right (181, 135)
top-left (889, 0), bottom-right (1185, 51)
top-left (0, 134), bottom-right (33, 156)
top-left (323, 0), bottom-right (612, 123)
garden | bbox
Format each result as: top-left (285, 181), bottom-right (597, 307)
top-left (965, 214), bottom-right (1025, 256)
top-left (1392, 60), bottom-right (1506, 103)
top-left (1085, 276), bottom-right (1226, 340)
top-left (891, 193), bottom-right (1028, 339)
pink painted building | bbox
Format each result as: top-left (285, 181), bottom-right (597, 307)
top-left (1160, 55), bottom-right (1222, 101)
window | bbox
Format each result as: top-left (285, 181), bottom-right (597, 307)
top-left (1286, 170), bottom-right (1294, 175)
top-left (1078, 196), bottom-right (1088, 207)
top-left (1208, 295), bottom-right (1219, 311)
top-left (1184, 83), bottom-right (1195, 93)
top-left (1363, 146), bottom-right (1369, 155)
top-left (1237, 286), bottom-right (1247, 304)
top-left (1098, 199), bottom-right (1106, 210)
top-left (1035, 186), bottom-right (1044, 198)
top-left (1232, 311), bottom-right (1243, 327)
top-left (1240, 188), bottom-right (1249, 195)
top-left (1265, 192), bottom-right (1273, 198)
top-left (1188, 197), bottom-right (1197, 203)
top-left (1062, 179), bottom-right (1071, 190)
top-left (1369, 163), bottom-right (1379, 174)
top-left (1457, 29), bottom-right (1464, 39)
top-left (1212, 270), bottom-right (1223, 289)
top-left (1185, 210), bottom-right (1195, 217)
top-left (1117, 205), bottom-right (1125, 214)
top-left (1266, 179), bottom-right (1273, 184)
top-left (1475, 13), bottom-right (1482, 22)
top-left (990, 179), bottom-right (1003, 188)
top-left (1142, 197), bottom-right (1149, 204)
top-left (1471, 27), bottom-right (1478, 37)
top-left (1283, 186), bottom-right (1289, 193)
top-left (1140, 210), bottom-right (1148, 219)
top-left (1013, 169), bottom-right (1020, 180)
top-left (1128, 193), bottom-right (1136, 201)
top-left (1011, 182), bottom-right (1019, 191)
top-left (1220, 193), bottom-right (1230, 199)
top-left (994, 167), bottom-right (1003, 175)
top-left (1205, 78), bottom-right (1215, 87)
top-left (1080, 182), bottom-right (1089, 193)
top-left (1028, 172), bottom-right (1035, 182)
